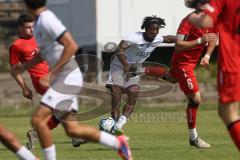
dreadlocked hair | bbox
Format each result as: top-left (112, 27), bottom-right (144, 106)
top-left (141, 15), bottom-right (166, 30)
top-left (184, 0), bottom-right (210, 8)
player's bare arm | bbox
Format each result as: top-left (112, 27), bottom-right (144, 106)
top-left (175, 33), bottom-right (216, 53)
top-left (11, 53), bottom-right (44, 75)
top-left (10, 68), bottom-right (33, 100)
top-left (116, 40), bottom-right (131, 73)
top-left (200, 33), bottom-right (218, 68)
top-left (51, 31), bottom-right (78, 75)
top-left (162, 35), bottom-right (177, 43)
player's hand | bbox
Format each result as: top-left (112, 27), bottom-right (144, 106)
top-left (123, 64), bottom-right (130, 73)
top-left (201, 33), bottom-right (216, 44)
top-left (200, 55), bottom-right (210, 68)
top-left (22, 86), bottom-right (33, 100)
top-left (124, 64), bottom-right (138, 81)
top-left (10, 63), bottom-right (25, 75)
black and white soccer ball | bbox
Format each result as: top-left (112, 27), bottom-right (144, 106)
top-left (99, 117), bottom-right (116, 133)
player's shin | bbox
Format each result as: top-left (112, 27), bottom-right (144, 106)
top-left (227, 120), bottom-right (240, 150)
top-left (186, 98), bottom-right (199, 140)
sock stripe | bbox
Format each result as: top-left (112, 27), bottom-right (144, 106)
top-left (227, 119), bottom-right (240, 130)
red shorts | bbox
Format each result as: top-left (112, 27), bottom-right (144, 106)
top-left (218, 70), bottom-right (240, 103)
top-left (170, 65), bottom-right (199, 95)
top-left (31, 76), bottom-right (48, 95)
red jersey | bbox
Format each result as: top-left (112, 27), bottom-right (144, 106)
top-left (172, 13), bottom-right (214, 68)
top-left (204, 0), bottom-right (240, 73)
top-left (9, 37), bottom-right (49, 77)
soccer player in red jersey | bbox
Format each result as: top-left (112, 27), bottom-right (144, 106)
top-left (188, 0), bottom-right (240, 151)
top-left (142, 0), bottom-right (218, 148)
top-left (9, 14), bottom-right (82, 150)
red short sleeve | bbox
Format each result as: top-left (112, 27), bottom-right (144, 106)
top-left (177, 18), bottom-right (190, 36)
top-left (9, 44), bottom-right (21, 65)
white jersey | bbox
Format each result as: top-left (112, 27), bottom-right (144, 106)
top-left (110, 32), bottom-right (164, 71)
top-left (34, 10), bottom-right (66, 68)
top-left (34, 10), bottom-right (83, 112)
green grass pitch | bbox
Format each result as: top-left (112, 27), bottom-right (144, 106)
top-left (0, 104), bottom-right (238, 160)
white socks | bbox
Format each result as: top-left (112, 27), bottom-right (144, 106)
top-left (189, 128), bottom-right (198, 141)
top-left (43, 145), bottom-right (56, 160)
top-left (16, 146), bottom-right (36, 160)
top-left (116, 116), bottom-right (127, 130)
top-left (99, 131), bottom-right (119, 150)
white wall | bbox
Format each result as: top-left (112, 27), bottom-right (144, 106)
top-left (96, 0), bottom-right (192, 46)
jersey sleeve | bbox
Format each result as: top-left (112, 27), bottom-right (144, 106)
top-left (9, 44), bottom-right (20, 65)
top-left (155, 35), bottom-right (164, 43)
top-left (177, 18), bottom-right (190, 36)
top-left (41, 14), bottom-right (67, 41)
top-left (203, 0), bottom-right (224, 23)
top-left (122, 32), bottom-right (138, 45)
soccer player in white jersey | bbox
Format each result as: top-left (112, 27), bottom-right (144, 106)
top-left (11, 0), bottom-right (132, 160)
top-left (106, 16), bottom-right (177, 134)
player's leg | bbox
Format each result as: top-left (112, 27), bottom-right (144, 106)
top-left (62, 114), bottom-right (132, 160)
top-left (109, 69), bottom-right (127, 121)
top-left (185, 92), bottom-right (210, 148)
top-left (176, 66), bottom-right (210, 148)
top-left (186, 92), bottom-right (201, 142)
top-left (27, 77), bottom-right (61, 150)
top-left (34, 77), bottom-right (61, 130)
top-left (218, 102), bottom-right (240, 150)
top-left (145, 66), bottom-right (168, 78)
top-left (108, 85), bottom-right (123, 120)
top-left (27, 115), bottom-right (60, 150)
top-left (217, 71), bottom-right (240, 150)
top-left (0, 124), bottom-right (38, 160)
top-left (31, 104), bottom-right (56, 160)
top-left (132, 65), bottom-right (178, 83)
top-left (115, 85), bottom-right (140, 132)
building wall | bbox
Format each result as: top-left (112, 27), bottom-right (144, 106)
top-left (47, 0), bottom-right (97, 51)
top-left (48, 0), bottom-right (192, 49)
top-left (97, 0), bottom-right (192, 47)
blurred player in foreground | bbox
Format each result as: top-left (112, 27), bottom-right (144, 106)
top-left (11, 0), bottom-right (132, 160)
top-left (106, 15), bottom-right (177, 134)
top-left (0, 123), bottom-right (38, 159)
top-left (9, 14), bottom-right (83, 150)
top-left (188, 0), bottom-right (240, 151)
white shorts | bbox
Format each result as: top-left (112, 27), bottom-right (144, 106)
top-left (107, 69), bottom-right (140, 88)
top-left (41, 60), bottom-right (83, 112)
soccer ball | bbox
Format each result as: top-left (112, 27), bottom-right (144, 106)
top-left (99, 117), bottom-right (116, 133)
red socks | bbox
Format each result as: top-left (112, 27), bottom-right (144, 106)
top-left (186, 105), bottom-right (198, 129)
top-left (228, 120), bottom-right (240, 151)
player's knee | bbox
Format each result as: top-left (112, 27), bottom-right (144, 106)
top-left (31, 116), bottom-right (42, 129)
top-left (188, 97), bottom-right (200, 107)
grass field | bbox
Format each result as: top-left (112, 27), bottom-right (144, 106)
top-left (0, 103), bottom-right (239, 160)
